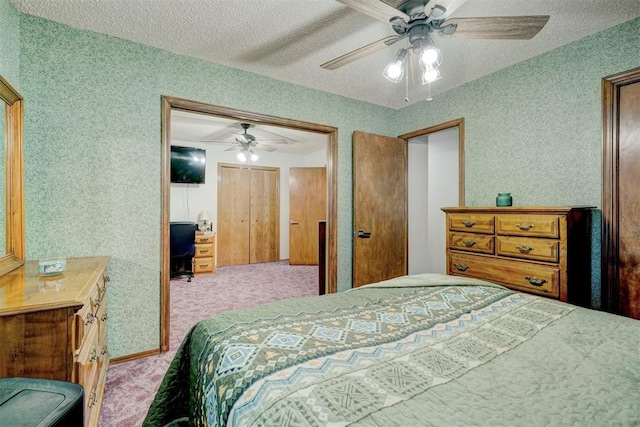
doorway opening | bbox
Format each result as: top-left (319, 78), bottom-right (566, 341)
top-left (160, 96), bottom-right (338, 351)
top-left (400, 118), bottom-right (465, 274)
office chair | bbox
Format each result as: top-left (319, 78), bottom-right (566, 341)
top-left (170, 221), bottom-right (196, 282)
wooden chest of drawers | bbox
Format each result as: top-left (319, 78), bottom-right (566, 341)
top-left (441, 207), bottom-right (592, 306)
top-left (193, 232), bottom-right (215, 274)
top-left (0, 256), bottom-right (110, 427)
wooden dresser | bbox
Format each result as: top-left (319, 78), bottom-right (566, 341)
top-left (193, 232), bottom-right (215, 274)
top-left (441, 207), bottom-right (592, 306)
top-left (0, 256), bottom-right (110, 427)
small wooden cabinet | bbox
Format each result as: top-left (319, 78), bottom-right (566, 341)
top-left (193, 232), bottom-right (215, 274)
top-left (441, 207), bottom-right (593, 306)
top-left (0, 256), bottom-right (110, 427)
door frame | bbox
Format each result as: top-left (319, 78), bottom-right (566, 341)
top-left (601, 66), bottom-right (640, 313)
top-left (398, 118), bottom-right (466, 206)
top-left (160, 96), bottom-right (338, 351)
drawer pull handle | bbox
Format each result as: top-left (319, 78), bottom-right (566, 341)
top-left (516, 245), bottom-right (533, 254)
top-left (90, 348), bottom-right (98, 362)
top-left (85, 312), bottom-right (95, 325)
top-left (454, 263), bottom-right (470, 272)
top-left (525, 276), bottom-right (547, 286)
top-left (200, 249), bottom-right (210, 254)
top-left (462, 240), bottom-right (476, 247)
top-left (462, 221), bottom-right (476, 228)
top-left (516, 223), bottom-right (534, 231)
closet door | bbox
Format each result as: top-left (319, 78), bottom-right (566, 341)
top-left (250, 168), bottom-right (280, 263)
top-left (217, 164), bottom-right (250, 266)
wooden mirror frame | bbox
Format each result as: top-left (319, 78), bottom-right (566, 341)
top-left (0, 74), bottom-right (25, 276)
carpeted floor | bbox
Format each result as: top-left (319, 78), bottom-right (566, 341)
top-left (98, 261), bottom-right (319, 427)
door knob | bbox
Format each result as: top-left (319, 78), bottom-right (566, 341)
top-left (356, 230), bottom-right (371, 238)
top-left (290, 220), bottom-right (299, 225)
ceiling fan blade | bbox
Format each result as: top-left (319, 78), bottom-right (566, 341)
top-left (425, 0), bottom-right (468, 22)
top-left (255, 139), bottom-right (289, 145)
top-left (255, 145), bottom-right (276, 152)
top-left (441, 16), bottom-right (550, 39)
top-left (321, 34), bottom-right (405, 70)
top-left (224, 146), bottom-right (239, 152)
top-left (336, 0), bottom-right (410, 23)
top-left (234, 134), bottom-right (250, 143)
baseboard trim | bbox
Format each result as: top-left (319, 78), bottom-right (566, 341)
top-left (110, 348), bottom-right (161, 364)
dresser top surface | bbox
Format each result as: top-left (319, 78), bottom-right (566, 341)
top-left (0, 256), bottom-right (110, 316)
top-left (441, 206), bottom-right (595, 214)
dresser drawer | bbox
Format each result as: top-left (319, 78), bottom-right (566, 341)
top-left (448, 214), bottom-right (495, 234)
top-left (195, 234), bottom-right (215, 244)
top-left (449, 253), bottom-right (560, 298)
top-left (449, 232), bottom-right (494, 254)
top-left (497, 236), bottom-right (560, 263)
top-left (195, 243), bottom-right (214, 257)
top-left (74, 286), bottom-right (100, 351)
top-left (193, 257), bottom-right (215, 273)
top-left (496, 214), bottom-right (560, 238)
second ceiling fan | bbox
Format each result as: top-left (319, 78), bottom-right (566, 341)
top-left (203, 122), bottom-right (289, 162)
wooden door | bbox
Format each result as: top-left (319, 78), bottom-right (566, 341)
top-left (353, 131), bottom-right (407, 287)
top-left (603, 69), bottom-right (640, 319)
top-left (250, 168), bottom-right (280, 263)
top-left (217, 164), bottom-right (250, 266)
top-left (289, 167), bottom-right (327, 265)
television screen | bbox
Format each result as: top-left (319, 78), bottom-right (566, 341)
top-left (171, 146), bottom-right (206, 184)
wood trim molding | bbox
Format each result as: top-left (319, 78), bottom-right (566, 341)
top-left (601, 66), bottom-right (640, 313)
top-left (160, 96), bottom-right (338, 351)
top-left (0, 74), bottom-right (25, 277)
top-left (398, 118), bottom-right (465, 206)
top-left (110, 348), bottom-right (161, 365)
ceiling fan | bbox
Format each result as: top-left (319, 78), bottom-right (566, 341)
top-left (322, 0), bottom-right (549, 85)
top-left (203, 122), bottom-right (290, 161)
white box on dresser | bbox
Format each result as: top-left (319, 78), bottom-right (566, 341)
top-left (0, 256), bottom-right (110, 427)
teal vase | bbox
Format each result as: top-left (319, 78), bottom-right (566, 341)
top-left (496, 193), bottom-right (512, 207)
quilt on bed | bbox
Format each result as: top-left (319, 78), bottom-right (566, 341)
top-left (144, 274), bottom-right (640, 427)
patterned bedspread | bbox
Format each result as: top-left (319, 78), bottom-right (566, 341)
top-left (143, 274), bottom-right (640, 427)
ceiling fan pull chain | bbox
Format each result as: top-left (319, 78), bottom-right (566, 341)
top-left (404, 64), bottom-right (410, 103)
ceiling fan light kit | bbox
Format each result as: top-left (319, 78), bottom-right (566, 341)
top-left (331, 0), bottom-right (550, 100)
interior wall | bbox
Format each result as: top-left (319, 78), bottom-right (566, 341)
top-left (408, 128), bottom-right (459, 274)
top-left (11, 6), bottom-right (640, 357)
top-left (170, 140), bottom-right (326, 260)
top-left (0, 0), bottom-right (20, 86)
top-left (17, 14), bottom-right (395, 357)
top-left (393, 17), bottom-right (640, 307)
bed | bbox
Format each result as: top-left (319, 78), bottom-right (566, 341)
top-left (144, 274), bottom-right (640, 426)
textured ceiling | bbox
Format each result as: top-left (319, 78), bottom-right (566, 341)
top-left (11, 0), bottom-right (640, 109)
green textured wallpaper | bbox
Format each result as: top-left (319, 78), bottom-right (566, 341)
top-left (18, 15), bottom-right (393, 357)
top-left (392, 17), bottom-right (640, 308)
top-left (4, 2), bottom-right (639, 357)
top-left (0, 0), bottom-right (19, 86)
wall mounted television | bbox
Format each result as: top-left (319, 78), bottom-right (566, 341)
top-left (170, 146), bottom-right (206, 184)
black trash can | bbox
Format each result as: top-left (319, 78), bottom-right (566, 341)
top-left (0, 378), bottom-right (84, 426)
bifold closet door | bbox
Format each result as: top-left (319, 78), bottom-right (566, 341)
top-left (249, 168), bottom-right (279, 263)
top-left (217, 165), bottom-right (251, 266)
top-left (217, 164), bottom-right (279, 267)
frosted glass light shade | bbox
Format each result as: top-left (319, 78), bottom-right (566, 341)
top-left (383, 48), bottom-right (409, 83)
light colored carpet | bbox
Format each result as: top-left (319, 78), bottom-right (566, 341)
top-left (98, 261), bottom-right (319, 427)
